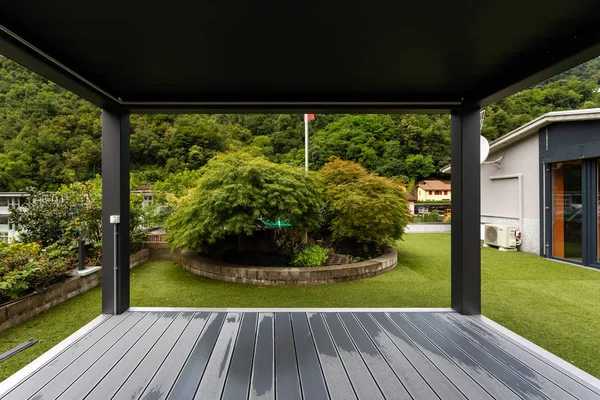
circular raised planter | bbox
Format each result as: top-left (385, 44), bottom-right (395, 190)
top-left (181, 248), bottom-right (397, 286)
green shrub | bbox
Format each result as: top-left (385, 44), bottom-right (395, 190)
top-left (0, 242), bottom-right (73, 303)
top-left (165, 152), bottom-right (324, 252)
top-left (411, 212), bottom-right (443, 223)
top-left (291, 245), bottom-right (329, 267)
top-left (10, 177), bottom-right (148, 247)
top-left (319, 158), bottom-right (409, 248)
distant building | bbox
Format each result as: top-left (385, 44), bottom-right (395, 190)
top-left (0, 192), bottom-right (28, 242)
top-left (405, 192), bottom-right (417, 214)
top-left (415, 180), bottom-right (451, 201)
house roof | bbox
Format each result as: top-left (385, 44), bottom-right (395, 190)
top-left (406, 192), bottom-right (417, 201)
top-left (441, 107), bottom-right (600, 173)
top-left (2, 1), bottom-right (600, 112)
top-left (416, 180), bottom-right (451, 191)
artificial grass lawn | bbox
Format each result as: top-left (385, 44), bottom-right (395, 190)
top-left (1, 233), bottom-right (600, 381)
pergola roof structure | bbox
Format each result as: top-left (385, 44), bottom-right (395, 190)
top-left (2, 0), bottom-right (600, 113)
top-left (2, 0), bottom-right (600, 315)
top-left (4, 4), bottom-right (600, 398)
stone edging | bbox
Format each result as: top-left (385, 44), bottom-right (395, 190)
top-left (0, 249), bottom-right (150, 333)
top-left (182, 248), bottom-right (397, 286)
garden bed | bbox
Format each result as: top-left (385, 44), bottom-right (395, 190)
top-left (0, 249), bottom-right (149, 333)
top-left (181, 248), bottom-right (397, 286)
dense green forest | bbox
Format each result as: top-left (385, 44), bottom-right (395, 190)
top-left (2, 55), bottom-right (600, 191)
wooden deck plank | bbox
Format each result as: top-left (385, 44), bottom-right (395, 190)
top-left (290, 312), bottom-right (329, 400)
top-left (0, 313), bottom-right (128, 400)
top-left (323, 313), bottom-right (385, 400)
top-left (83, 311), bottom-right (181, 400)
top-left (109, 311), bottom-right (196, 400)
top-left (338, 313), bottom-right (412, 399)
top-left (194, 312), bottom-right (242, 399)
top-left (307, 312), bottom-right (357, 400)
top-left (433, 313), bottom-right (579, 400)
top-left (137, 312), bottom-right (211, 400)
top-left (221, 312), bottom-right (258, 400)
top-left (55, 311), bottom-right (164, 400)
top-left (2, 310), bottom-right (599, 400)
top-left (375, 312), bottom-right (492, 400)
top-left (413, 313), bottom-right (550, 400)
top-left (274, 312), bottom-right (302, 400)
top-left (24, 311), bottom-right (147, 400)
top-left (389, 312), bottom-right (517, 399)
top-left (453, 314), bottom-right (600, 400)
top-left (355, 312), bottom-right (465, 400)
top-left (167, 312), bottom-right (226, 400)
top-left (249, 312), bottom-right (275, 400)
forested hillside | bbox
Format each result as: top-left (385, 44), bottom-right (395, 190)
top-left (1, 55), bottom-right (600, 191)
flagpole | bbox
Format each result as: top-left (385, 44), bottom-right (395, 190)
top-left (304, 113), bottom-right (309, 172)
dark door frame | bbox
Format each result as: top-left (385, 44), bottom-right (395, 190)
top-left (544, 157), bottom-right (599, 268)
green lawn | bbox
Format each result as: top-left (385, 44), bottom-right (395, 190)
top-left (1, 233), bottom-right (600, 381)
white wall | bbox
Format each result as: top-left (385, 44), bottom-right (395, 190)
top-left (480, 133), bottom-right (540, 254)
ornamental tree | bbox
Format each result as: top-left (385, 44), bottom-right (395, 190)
top-left (165, 152), bottom-right (323, 252)
top-left (319, 158), bottom-right (409, 248)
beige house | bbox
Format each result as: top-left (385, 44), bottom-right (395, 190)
top-left (415, 180), bottom-right (451, 201)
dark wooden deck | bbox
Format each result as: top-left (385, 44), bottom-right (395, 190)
top-left (1, 310), bottom-right (599, 400)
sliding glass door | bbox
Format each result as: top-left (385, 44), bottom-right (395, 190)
top-left (552, 161), bottom-right (583, 262)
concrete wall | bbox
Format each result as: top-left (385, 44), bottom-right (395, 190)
top-left (405, 223), bottom-right (451, 233)
top-left (480, 133), bottom-right (540, 254)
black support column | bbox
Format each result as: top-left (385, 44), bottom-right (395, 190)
top-left (450, 108), bottom-right (481, 315)
top-left (102, 110), bottom-right (130, 315)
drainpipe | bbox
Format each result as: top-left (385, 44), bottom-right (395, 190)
top-left (110, 215), bottom-right (120, 316)
top-left (489, 174), bottom-right (524, 232)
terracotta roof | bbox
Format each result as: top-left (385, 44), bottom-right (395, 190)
top-left (405, 192), bottom-right (417, 201)
top-left (416, 180), bottom-right (451, 191)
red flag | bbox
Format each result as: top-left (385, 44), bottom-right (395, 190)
top-left (305, 114), bottom-right (315, 121)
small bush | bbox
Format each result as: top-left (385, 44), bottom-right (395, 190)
top-left (291, 245), bottom-right (329, 267)
top-left (0, 242), bottom-right (73, 303)
top-left (411, 212), bottom-right (443, 223)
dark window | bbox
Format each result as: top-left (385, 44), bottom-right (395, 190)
top-left (435, 191), bottom-right (442, 195)
top-left (0, 215), bottom-right (8, 225)
top-left (0, 198), bottom-right (7, 207)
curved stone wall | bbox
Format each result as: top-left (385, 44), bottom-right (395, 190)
top-left (181, 248), bottom-right (397, 286)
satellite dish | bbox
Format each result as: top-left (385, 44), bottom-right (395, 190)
top-left (480, 135), bottom-right (490, 164)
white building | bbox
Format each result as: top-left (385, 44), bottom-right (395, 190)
top-left (443, 108), bottom-right (600, 268)
top-left (0, 192), bottom-right (28, 242)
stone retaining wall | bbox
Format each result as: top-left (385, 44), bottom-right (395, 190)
top-left (0, 249), bottom-right (149, 333)
top-left (146, 242), bottom-right (182, 261)
top-left (182, 248), bottom-right (397, 286)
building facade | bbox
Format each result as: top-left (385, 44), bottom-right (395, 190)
top-left (0, 192), bottom-right (28, 242)
top-left (415, 180), bottom-right (451, 201)
top-left (444, 108), bottom-right (600, 268)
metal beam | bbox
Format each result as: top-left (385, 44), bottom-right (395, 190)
top-left (450, 108), bottom-right (481, 315)
top-left (102, 110), bottom-right (130, 314)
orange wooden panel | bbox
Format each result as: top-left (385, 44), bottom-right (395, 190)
top-left (553, 165), bottom-right (565, 258)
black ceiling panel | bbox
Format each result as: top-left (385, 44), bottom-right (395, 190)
top-left (1, 0), bottom-right (600, 112)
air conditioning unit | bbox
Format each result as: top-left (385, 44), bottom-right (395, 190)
top-left (484, 224), bottom-right (517, 250)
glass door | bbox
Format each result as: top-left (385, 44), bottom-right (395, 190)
top-left (552, 161), bottom-right (583, 262)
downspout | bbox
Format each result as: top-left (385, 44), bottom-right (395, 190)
top-left (489, 174), bottom-right (524, 232)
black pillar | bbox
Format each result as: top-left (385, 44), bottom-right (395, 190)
top-left (102, 109), bottom-right (130, 314)
top-left (450, 108), bottom-right (481, 315)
